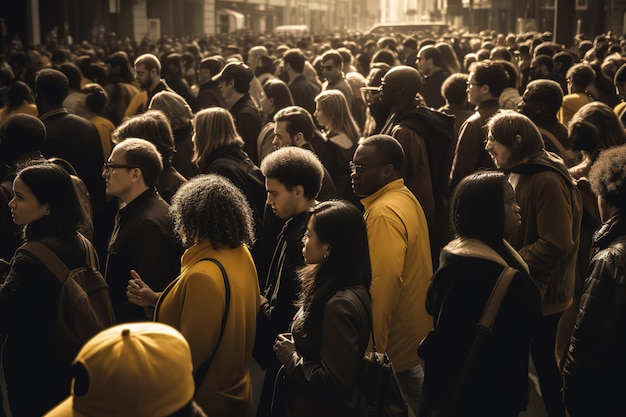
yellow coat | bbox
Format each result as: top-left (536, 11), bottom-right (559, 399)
top-left (361, 179), bottom-right (433, 372)
top-left (155, 240), bottom-right (260, 417)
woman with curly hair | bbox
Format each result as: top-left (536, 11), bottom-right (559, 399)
top-left (273, 200), bottom-right (372, 417)
top-left (127, 174), bottom-right (261, 417)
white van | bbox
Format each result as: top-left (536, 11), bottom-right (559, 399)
top-left (272, 25), bottom-right (310, 36)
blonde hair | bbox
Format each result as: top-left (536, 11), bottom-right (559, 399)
top-left (315, 90), bottom-right (360, 145)
top-left (192, 107), bottom-right (244, 168)
top-left (149, 91), bottom-right (193, 131)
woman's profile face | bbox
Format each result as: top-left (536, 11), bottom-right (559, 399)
top-left (302, 216), bottom-right (329, 265)
top-left (8, 176), bottom-right (50, 226)
top-left (314, 103), bottom-right (331, 129)
top-left (503, 181), bottom-right (521, 236)
top-left (260, 91), bottom-right (274, 115)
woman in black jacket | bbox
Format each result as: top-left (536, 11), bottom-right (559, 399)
top-left (274, 200), bottom-right (371, 417)
top-left (0, 163), bottom-right (90, 416)
top-left (420, 171), bottom-right (542, 417)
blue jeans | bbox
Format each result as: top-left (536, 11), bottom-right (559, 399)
top-left (396, 364), bottom-right (424, 417)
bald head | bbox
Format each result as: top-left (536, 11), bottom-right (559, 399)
top-left (379, 65), bottom-right (423, 108)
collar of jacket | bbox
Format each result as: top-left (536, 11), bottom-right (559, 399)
top-left (442, 237), bottom-right (530, 275)
top-left (360, 178), bottom-right (405, 210)
top-left (119, 188), bottom-right (159, 214)
top-left (593, 213), bottom-right (626, 249)
top-left (509, 150), bottom-right (575, 186)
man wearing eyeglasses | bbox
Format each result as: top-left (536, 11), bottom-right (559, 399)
top-left (102, 138), bottom-right (182, 323)
top-left (320, 50), bottom-right (354, 110)
top-left (449, 60), bottom-right (508, 191)
top-left (351, 134), bottom-right (433, 417)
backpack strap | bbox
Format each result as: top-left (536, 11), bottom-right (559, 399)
top-left (18, 241), bottom-right (70, 284)
top-left (539, 127), bottom-right (567, 156)
top-left (192, 257), bottom-right (231, 392)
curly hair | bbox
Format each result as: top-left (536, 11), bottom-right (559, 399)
top-left (588, 144), bottom-right (626, 212)
top-left (169, 174), bottom-right (255, 249)
top-left (260, 146), bottom-right (323, 200)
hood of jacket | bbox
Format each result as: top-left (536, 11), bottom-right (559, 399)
top-left (440, 237), bottom-right (530, 275)
top-left (510, 150), bottom-right (575, 187)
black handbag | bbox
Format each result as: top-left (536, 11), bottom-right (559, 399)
top-left (353, 289), bottom-right (409, 417)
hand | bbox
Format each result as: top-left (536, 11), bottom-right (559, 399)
top-left (274, 332), bottom-right (295, 364)
top-left (126, 270), bottom-right (161, 307)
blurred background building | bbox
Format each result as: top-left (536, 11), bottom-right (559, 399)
top-left (0, 0), bottom-right (624, 47)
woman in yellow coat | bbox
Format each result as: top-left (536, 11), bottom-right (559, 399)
top-left (127, 174), bottom-right (260, 417)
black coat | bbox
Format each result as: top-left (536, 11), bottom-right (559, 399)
top-left (422, 238), bottom-right (542, 416)
top-left (0, 221), bottom-right (85, 416)
top-left (229, 94), bottom-right (263, 164)
top-left (563, 214), bottom-right (626, 416)
top-left (105, 188), bottom-right (182, 322)
top-left (283, 286), bottom-right (371, 417)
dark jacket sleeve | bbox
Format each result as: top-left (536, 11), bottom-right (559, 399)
top-left (283, 295), bottom-right (366, 395)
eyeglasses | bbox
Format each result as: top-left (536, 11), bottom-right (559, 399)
top-left (349, 161), bottom-right (388, 174)
top-left (103, 162), bottom-right (138, 172)
top-left (466, 82), bottom-right (481, 87)
top-left (320, 65), bottom-right (336, 71)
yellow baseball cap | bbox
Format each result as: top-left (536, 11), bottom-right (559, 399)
top-left (44, 322), bottom-right (195, 417)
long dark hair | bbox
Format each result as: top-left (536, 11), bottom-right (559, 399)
top-left (18, 162), bottom-right (83, 239)
top-left (295, 200), bottom-right (371, 331)
top-left (451, 171), bottom-right (508, 249)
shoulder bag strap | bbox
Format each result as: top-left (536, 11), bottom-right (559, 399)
top-left (539, 127), bottom-right (567, 155)
top-left (18, 241), bottom-right (70, 284)
top-left (192, 257), bottom-right (231, 392)
top-left (350, 287), bottom-right (378, 353)
top-left (439, 266), bottom-right (516, 417)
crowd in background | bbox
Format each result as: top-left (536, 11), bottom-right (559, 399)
top-left (1, 22), bottom-right (626, 417)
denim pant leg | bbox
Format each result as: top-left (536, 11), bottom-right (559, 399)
top-left (395, 364), bottom-right (424, 417)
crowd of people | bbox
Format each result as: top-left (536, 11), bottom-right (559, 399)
top-left (0, 23), bottom-right (626, 417)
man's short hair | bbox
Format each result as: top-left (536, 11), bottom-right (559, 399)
top-left (418, 45), bottom-right (442, 67)
top-left (0, 114), bottom-right (46, 164)
top-left (566, 62), bottom-right (596, 87)
top-left (114, 138), bottom-right (164, 188)
top-left (273, 105), bottom-right (318, 142)
top-left (533, 54), bottom-right (555, 73)
top-left (134, 53), bottom-right (162, 75)
top-left (321, 50), bottom-right (342, 67)
top-left (35, 68), bottom-right (69, 105)
top-left (471, 60), bottom-right (509, 98)
top-left (524, 79), bottom-right (564, 114)
top-left (359, 134), bottom-right (405, 172)
top-left (260, 146), bottom-right (323, 200)
top-left (199, 57), bottom-right (223, 76)
top-left (496, 60), bottom-right (519, 88)
top-left (441, 73), bottom-right (469, 106)
top-left (282, 49), bottom-right (306, 73)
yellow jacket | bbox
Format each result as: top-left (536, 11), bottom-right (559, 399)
top-left (361, 179), bottom-right (433, 371)
top-left (155, 240), bottom-right (260, 417)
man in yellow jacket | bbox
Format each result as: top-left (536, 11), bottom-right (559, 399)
top-left (351, 134), bottom-right (433, 417)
